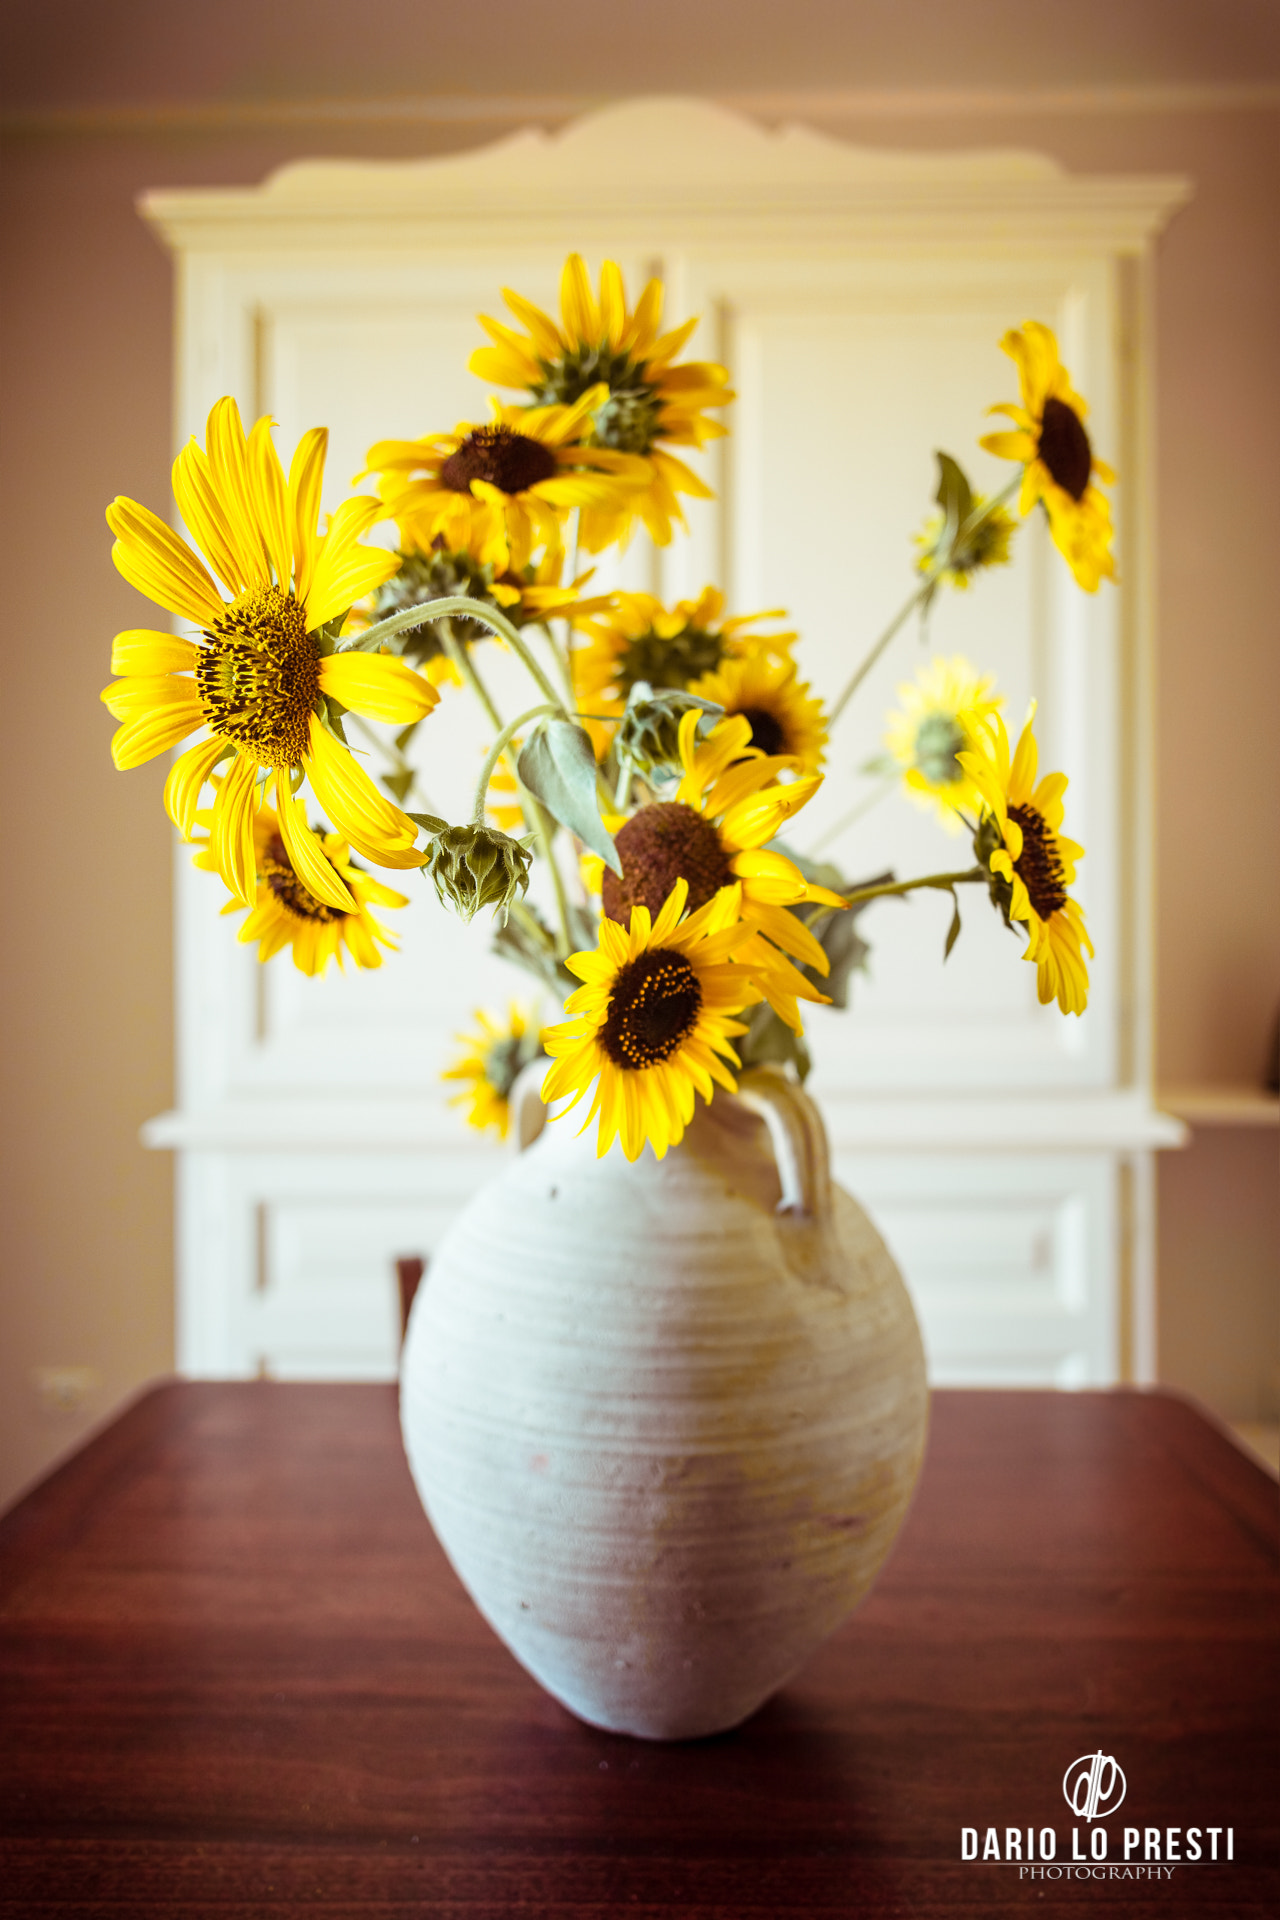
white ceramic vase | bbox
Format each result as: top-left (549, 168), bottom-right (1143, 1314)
top-left (400, 1065), bottom-right (928, 1740)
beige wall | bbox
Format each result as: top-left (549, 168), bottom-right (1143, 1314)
top-left (2, 2), bottom-right (1277, 1508)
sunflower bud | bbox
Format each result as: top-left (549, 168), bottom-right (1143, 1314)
top-left (615, 681), bottom-right (722, 784)
top-left (423, 823), bottom-right (533, 925)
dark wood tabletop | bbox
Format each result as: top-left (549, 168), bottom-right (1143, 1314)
top-left (0, 1383), bottom-right (1275, 1918)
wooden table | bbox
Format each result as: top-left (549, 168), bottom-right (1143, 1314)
top-left (1, 1384), bottom-right (1275, 1917)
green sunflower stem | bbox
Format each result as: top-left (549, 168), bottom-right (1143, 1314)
top-left (533, 803), bottom-right (575, 961)
top-left (439, 623), bottom-right (575, 960)
top-left (349, 593), bottom-right (568, 713)
top-left (435, 594), bottom-right (566, 710)
top-left (826, 476), bottom-right (1024, 730)
top-left (440, 620), bottom-right (504, 733)
top-left (470, 704), bottom-right (561, 826)
top-left (841, 866), bottom-right (985, 907)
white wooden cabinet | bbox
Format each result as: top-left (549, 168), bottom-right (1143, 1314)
top-left (140, 99), bottom-right (1186, 1385)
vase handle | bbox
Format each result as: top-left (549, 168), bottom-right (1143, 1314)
top-left (737, 1066), bottom-right (833, 1221)
top-left (510, 1058), bottom-right (551, 1153)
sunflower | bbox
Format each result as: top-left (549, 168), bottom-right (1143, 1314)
top-left (541, 877), bottom-right (763, 1162)
top-left (913, 496), bottom-right (1016, 589)
top-left (573, 587), bottom-right (796, 739)
top-left (351, 535), bottom-right (614, 692)
top-left (360, 391), bottom-right (648, 573)
top-left (101, 397), bottom-right (436, 909)
top-left (884, 656), bottom-right (1004, 833)
top-left (470, 254), bottom-right (734, 548)
top-left (601, 710), bottom-right (845, 1034)
top-left (687, 652), bottom-right (828, 775)
top-left (196, 799), bottom-right (408, 976)
top-left (958, 710), bottom-right (1093, 1015)
top-left (979, 322), bottom-right (1116, 592)
top-left (443, 1004), bottom-right (548, 1140)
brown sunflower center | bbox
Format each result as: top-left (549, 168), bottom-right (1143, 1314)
top-left (261, 833), bottom-right (346, 925)
top-left (602, 802), bottom-right (735, 924)
top-left (601, 948), bottom-right (702, 1070)
top-left (440, 426), bottom-right (558, 497)
top-left (1037, 397), bottom-right (1092, 502)
top-left (737, 706), bottom-right (786, 757)
top-left (1008, 803), bottom-right (1068, 919)
top-left (196, 585), bottom-right (318, 770)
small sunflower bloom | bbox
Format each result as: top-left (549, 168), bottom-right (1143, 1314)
top-left (471, 253), bottom-right (734, 549)
top-left (573, 587), bottom-right (795, 746)
top-left (444, 1005), bottom-right (547, 1141)
top-left (914, 497), bottom-right (1016, 589)
top-left (687, 651), bottom-right (828, 775)
top-left (102, 397), bottom-right (435, 908)
top-left (197, 800), bottom-right (407, 976)
top-left (601, 710), bottom-right (845, 1035)
top-left (361, 393), bottom-right (648, 573)
top-left (885, 656), bottom-right (1004, 833)
top-left (980, 322), bottom-right (1116, 592)
top-left (351, 535), bottom-right (614, 692)
top-left (542, 877), bottom-right (763, 1162)
top-left (959, 710), bottom-right (1094, 1015)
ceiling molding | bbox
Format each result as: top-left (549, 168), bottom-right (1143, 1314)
top-left (138, 97), bottom-right (1192, 262)
top-left (3, 82), bottom-right (1277, 137)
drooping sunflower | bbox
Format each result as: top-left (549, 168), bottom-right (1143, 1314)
top-left (958, 710), bottom-right (1093, 1015)
top-left (573, 587), bottom-right (796, 736)
top-left (196, 799), bottom-right (408, 976)
top-left (351, 534), bottom-right (614, 692)
top-left (541, 877), bottom-right (762, 1162)
top-left (443, 1004), bottom-right (547, 1140)
top-left (980, 322), bottom-right (1116, 592)
top-left (913, 496), bottom-right (1016, 589)
top-left (470, 254), bottom-right (734, 548)
top-left (601, 710), bottom-right (846, 1034)
top-left (687, 652), bottom-right (828, 775)
top-left (101, 397), bottom-right (435, 909)
top-left (360, 391), bottom-right (648, 573)
top-left (884, 656), bottom-right (1004, 833)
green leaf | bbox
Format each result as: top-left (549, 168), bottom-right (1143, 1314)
top-left (934, 451), bottom-right (974, 529)
top-left (944, 886), bottom-right (963, 959)
top-left (382, 769), bottom-right (415, 804)
top-left (407, 811), bottom-right (449, 836)
top-left (309, 612), bottom-right (349, 657)
top-left (517, 720), bottom-right (622, 876)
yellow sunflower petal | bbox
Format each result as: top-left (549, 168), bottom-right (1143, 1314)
top-left (273, 769), bottom-right (356, 913)
top-left (110, 630), bottom-right (199, 676)
top-left (106, 497), bottom-right (224, 627)
top-left (303, 713), bottom-right (423, 868)
top-left (318, 652), bottom-right (439, 724)
top-left (165, 735), bottom-right (229, 838)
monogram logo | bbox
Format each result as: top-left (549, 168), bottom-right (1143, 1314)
top-left (1063, 1752), bottom-right (1127, 1821)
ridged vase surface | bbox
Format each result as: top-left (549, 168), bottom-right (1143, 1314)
top-left (400, 1074), bottom-right (928, 1739)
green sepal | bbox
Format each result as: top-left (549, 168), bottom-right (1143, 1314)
top-left (309, 612), bottom-right (349, 657)
top-left (735, 1003), bottom-right (813, 1084)
top-left (314, 694), bottom-right (350, 749)
top-left (517, 720), bottom-right (622, 876)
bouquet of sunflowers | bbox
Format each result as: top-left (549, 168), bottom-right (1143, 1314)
top-left (102, 257), bottom-right (1113, 1164)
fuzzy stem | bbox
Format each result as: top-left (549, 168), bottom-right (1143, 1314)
top-left (348, 592), bottom-right (567, 711)
top-left (826, 476), bottom-right (1022, 728)
top-left (441, 620), bottom-right (504, 732)
top-left (470, 704), bottom-right (560, 825)
top-left (841, 866), bottom-right (985, 907)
